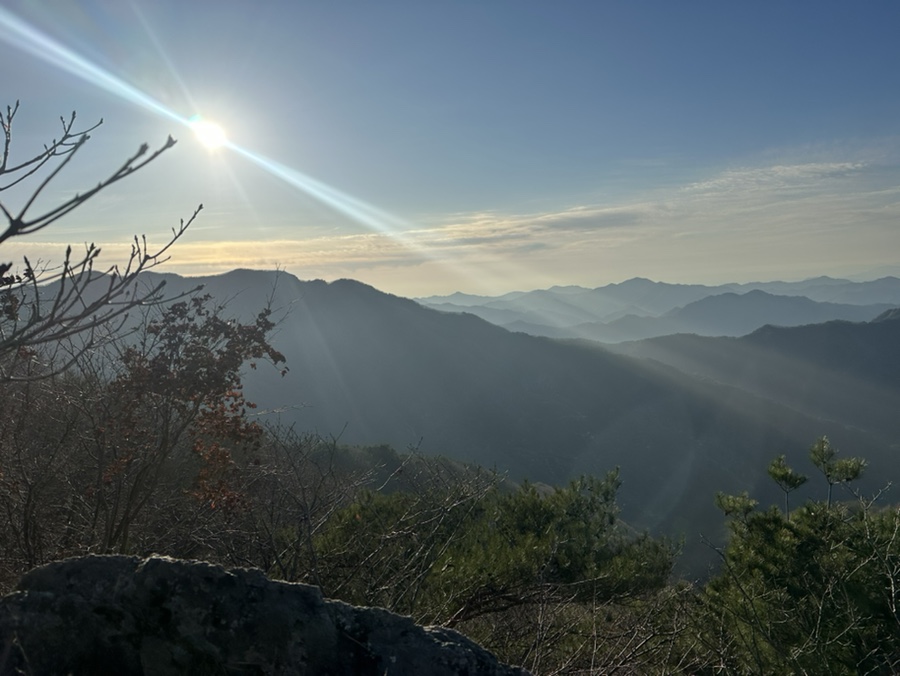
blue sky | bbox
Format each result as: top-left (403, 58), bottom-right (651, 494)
top-left (2, 1), bottom-right (899, 295)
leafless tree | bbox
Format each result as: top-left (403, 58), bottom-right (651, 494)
top-left (0, 100), bottom-right (199, 379)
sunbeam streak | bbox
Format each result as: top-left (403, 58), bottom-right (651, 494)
top-left (0, 6), bottom-right (432, 261)
top-left (230, 146), bottom-right (418, 243)
top-left (0, 7), bottom-right (183, 126)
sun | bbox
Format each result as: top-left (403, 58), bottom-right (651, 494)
top-left (189, 115), bottom-right (227, 150)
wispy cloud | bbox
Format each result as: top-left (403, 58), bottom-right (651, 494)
top-left (683, 161), bottom-right (867, 195)
top-left (8, 148), bottom-right (900, 295)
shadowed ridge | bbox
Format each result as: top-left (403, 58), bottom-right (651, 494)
top-left (872, 306), bottom-right (900, 323)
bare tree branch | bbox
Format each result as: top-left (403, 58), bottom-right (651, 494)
top-left (0, 101), bottom-right (198, 380)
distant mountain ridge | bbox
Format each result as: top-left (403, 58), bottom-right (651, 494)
top-left (417, 276), bottom-right (900, 342)
top-left (125, 270), bottom-right (900, 574)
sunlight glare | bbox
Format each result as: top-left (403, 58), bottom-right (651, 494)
top-left (190, 116), bottom-right (227, 150)
top-left (0, 6), bottom-right (438, 263)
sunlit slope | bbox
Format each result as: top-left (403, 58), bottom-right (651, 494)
top-left (609, 312), bottom-right (900, 447)
top-left (139, 271), bottom-right (893, 555)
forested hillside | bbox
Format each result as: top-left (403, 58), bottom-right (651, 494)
top-left (89, 269), bottom-right (895, 574)
top-left (3, 268), bottom-right (899, 673)
top-left (609, 312), bottom-right (900, 445)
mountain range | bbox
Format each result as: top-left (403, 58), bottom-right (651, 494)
top-left (418, 277), bottom-right (900, 342)
top-left (124, 270), bottom-right (900, 574)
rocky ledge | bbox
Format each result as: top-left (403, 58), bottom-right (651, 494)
top-left (0, 555), bottom-right (529, 675)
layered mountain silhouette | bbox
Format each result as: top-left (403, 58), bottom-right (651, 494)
top-left (419, 277), bottom-right (900, 342)
top-left (119, 270), bottom-right (898, 573)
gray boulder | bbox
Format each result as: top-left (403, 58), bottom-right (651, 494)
top-left (0, 555), bottom-right (529, 675)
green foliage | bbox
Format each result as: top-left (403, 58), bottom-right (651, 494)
top-left (440, 474), bottom-right (673, 618)
top-left (808, 436), bottom-right (867, 507)
top-left (767, 454), bottom-right (807, 516)
top-left (714, 491), bottom-right (757, 519)
top-left (699, 446), bottom-right (900, 674)
top-left (766, 454), bottom-right (807, 492)
top-left (308, 469), bottom-right (677, 672)
top-left (313, 472), bottom-right (674, 623)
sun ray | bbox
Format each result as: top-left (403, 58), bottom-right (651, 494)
top-left (0, 6), bottom-right (450, 271)
top-left (0, 7), bottom-right (182, 125)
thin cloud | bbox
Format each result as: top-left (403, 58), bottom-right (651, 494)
top-left (684, 161), bottom-right (867, 195)
top-left (8, 148), bottom-right (899, 295)
top-left (527, 206), bottom-right (645, 231)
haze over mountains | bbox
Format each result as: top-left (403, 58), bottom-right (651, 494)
top-left (609, 312), bottom-right (900, 447)
top-left (131, 270), bottom-right (900, 573)
top-left (418, 277), bottom-right (900, 342)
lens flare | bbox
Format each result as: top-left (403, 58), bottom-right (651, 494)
top-left (0, 7), bottom-right (182, 125)
top-left (0, 6), bottom-right (436, 262)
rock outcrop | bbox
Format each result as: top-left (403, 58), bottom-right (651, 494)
top-left (0, 555), bottom-right (529, 675)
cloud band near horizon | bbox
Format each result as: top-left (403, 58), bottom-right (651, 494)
top-left (11, 155), bottom-right (900, 296)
